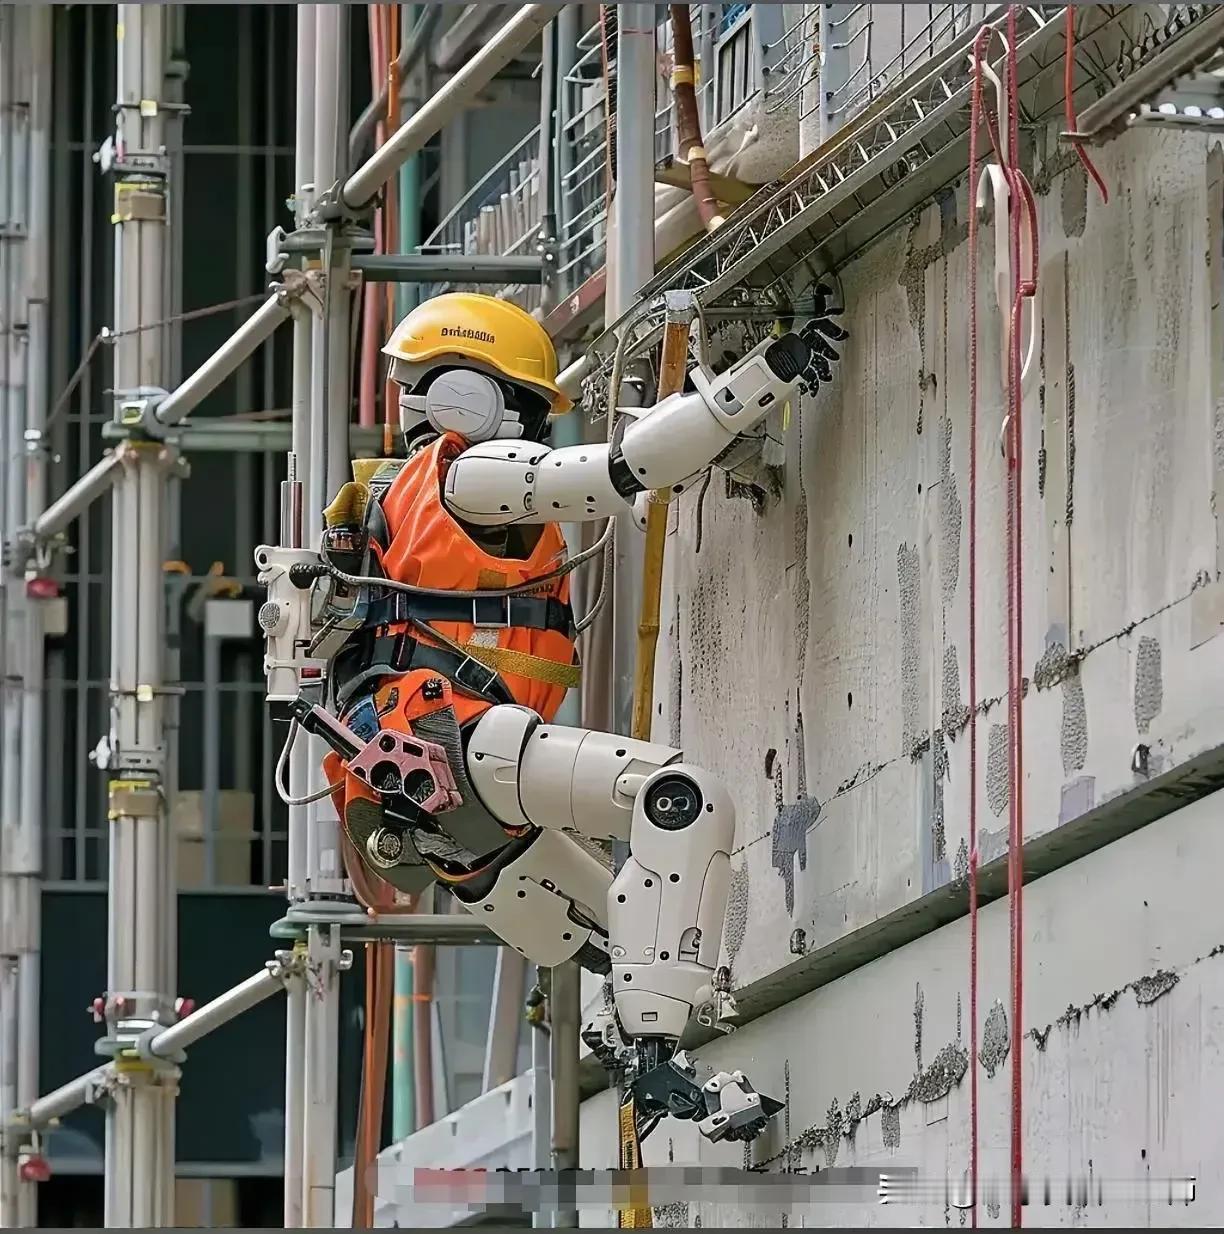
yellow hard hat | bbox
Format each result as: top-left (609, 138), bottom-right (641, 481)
top-left (382, 292), bottom-right (573, 414)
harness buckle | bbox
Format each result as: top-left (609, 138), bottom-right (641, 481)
top-left (453, 655), bottom-right (501, 698)
top-left (471, 596), bottom-right (510, 629)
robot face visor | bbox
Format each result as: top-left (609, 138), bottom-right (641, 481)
top-left (390, 358), bottom-right (551, 443)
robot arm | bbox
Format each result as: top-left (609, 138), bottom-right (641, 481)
top-left (442, 332), bottom-right (814, 527)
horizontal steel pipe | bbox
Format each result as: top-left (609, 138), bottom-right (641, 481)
top-left (353, 253), bottom-right (544, 284)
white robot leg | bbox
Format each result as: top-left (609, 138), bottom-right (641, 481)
top-left (463, 703), bottom-right (782, 1144)
top-left (465, 705), bottom-right (732, 1038)
top-left (446, 827), bottom-right (613, 971)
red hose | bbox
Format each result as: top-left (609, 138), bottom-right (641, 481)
top-left (966, 27), bottom-right (988, 1228)
top-left (1064, 8), bottom-right (1109, 203)
top-left (1003, 9), bottom-right (1038, 1224)
top-left (968, 16), bottom-right (1040, 1222)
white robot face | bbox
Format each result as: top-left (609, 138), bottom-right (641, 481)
top-left (391, 358), bottom-right (533, 443)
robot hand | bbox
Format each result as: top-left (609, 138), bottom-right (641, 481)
top-left (628, 1050), bottom-right (784, 1145)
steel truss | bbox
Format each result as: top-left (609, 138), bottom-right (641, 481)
top-left (578, 4), bottom-right (1214, 398)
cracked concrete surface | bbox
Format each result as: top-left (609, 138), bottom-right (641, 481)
top-left (584, 118), bottom-right (1224, 1224)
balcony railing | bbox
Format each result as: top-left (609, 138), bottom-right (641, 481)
top-left (421, 6), bottom-right (995, 317)
top-left (417, 124), bottom-right (544, 310)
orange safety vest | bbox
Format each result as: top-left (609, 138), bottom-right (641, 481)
top-left (321, 432), bottom-right (580, 881)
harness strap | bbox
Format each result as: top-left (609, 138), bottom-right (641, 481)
top-left (368, 591), bottom-right (575, 636)
top-left (333, 630), bottom-right (510, 710)
top-left (458, 641), bottom-right (581, 690)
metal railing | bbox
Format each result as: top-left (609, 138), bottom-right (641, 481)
top-left (433, 5), bottom-right (1013, 313)
top-left (556, 13), bottom-right (674, 293)
top-left (766, 4), bottom-right (986, 136)
top-left (417, 125), bottom-right (544, 310)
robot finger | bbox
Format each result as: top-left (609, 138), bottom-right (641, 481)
top-left (806, 355), bottom-right (833, 385)
top-left (806, 331), bottom-right (840, 362)
top-left (809, 315), bottom-right (850, 342)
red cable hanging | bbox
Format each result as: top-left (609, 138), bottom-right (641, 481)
top-left (966, 28), bottom-right (988, 1229)
top-left (1003, 7), bottom-right (1039, 1224)
top-left (1064, 7), bottom-right (1109, 204)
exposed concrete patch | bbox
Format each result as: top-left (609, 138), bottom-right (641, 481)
top-left (942, 644), bottom-right (968, 734)
top-left (1061, 164), bottom-right (1088, 237)
top-left (898, 197), bottom-right (969, 357)
top-left (1134, 635), bottom-right (1163, 735)
top-left (986, 1195), bottom-right (1001, 1220)
top-left (986, 724), bottom-right (1010, 817)
top-left (823, 1098), bottom-right (844, 1167)
top-left (792, 404), bottom-right (810, 687)
top-left (931, 729), bottom-right (948, 862)
top-left (788, 928), bottom-right (806, 956)
top-left (754, 1038), bottom-right (968, 1171)
top-left (938, 416), bottom-right (962, 609)
top-left (910, 1041), bottom-right (969, 1103)
top-left (914, 983), bottom-right (925, 1071)
top-left (1215, 393), bottom-right (1224, 476)
top-left (881, 1103), bottom-right (901, 1149)
top-left (953, 838), bottom-right (969, 882)
top-left (898, 542), bottom-right (922, 754)
top-left (725, 863), bottom-right (750, 966)
top-left (1061, 664), bottom-right (1088, 776)
top-left (844, 1091), bottom-right (863, 1141)
top-left (1066, 361), bottom-right (1077, 526)
top-left (668, 591), bottom-right (683, 750)
top-left (979, 1000), bottom-right (1010, 1079)
top-left (1033, 640), bottom-right (1075, 690)
top-left (1133, 968), bottom-right (1179, 1005)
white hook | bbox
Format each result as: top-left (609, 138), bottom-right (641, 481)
top-left (975, 163), bottom-right (1039, 405)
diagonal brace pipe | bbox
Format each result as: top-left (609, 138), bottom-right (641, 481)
top-left (341, 4), bottom-right (563, 211)
top-left (31, 452), bottom-right (124, 542)
top-left (11, 954), bottom-right (303, 1137)
top-left (154, 281), bottom-right (306, 428)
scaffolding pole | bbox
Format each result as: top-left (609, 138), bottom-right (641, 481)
top-left (282, 11), bottom-right (315, 1231)
top-left (101, 7), bottom-right (178, 1225)
top-left (0, 7), bottom-right (50, 1226)
top-left (15, 14), bottom-right (50, 1229)
top-left (610, 5), bottom-right (658, 743)
top-left (300, 6), bottom-right (350, 1228)
top-left (549, 961), bottom-right (581, 1229)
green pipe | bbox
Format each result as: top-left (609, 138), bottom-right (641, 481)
top-left (392, 942), bottom-right (415, 1141)
top-left (392, 2), bottom-right (421, 1144)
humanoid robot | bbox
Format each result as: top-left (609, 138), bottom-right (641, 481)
top-left (256, 291), bottom-right (846, 1144)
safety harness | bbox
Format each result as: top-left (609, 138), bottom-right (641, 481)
top-left (329, 444), bottom-right (581, 713)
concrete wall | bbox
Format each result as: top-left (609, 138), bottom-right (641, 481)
top-left (580, 121), bottom-right (1224, 1224)
top-left (581, 787), bottom-right (1223, 1226)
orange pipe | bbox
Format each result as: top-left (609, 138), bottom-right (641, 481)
top-left (668, 6), bottom-right (722, 230)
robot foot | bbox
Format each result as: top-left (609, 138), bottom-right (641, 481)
top-left (629, 1049), bottom-right (784, 1145)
